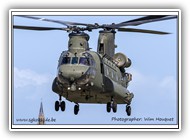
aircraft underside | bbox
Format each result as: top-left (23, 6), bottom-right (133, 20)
top-left (59, 90), bottom-right (126, 104)
top-left (52, 77), bottom-right (133, 116)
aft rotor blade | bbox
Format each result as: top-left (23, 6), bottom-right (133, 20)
top-left (13, 25), bottom-right (68, 31)
top-left (109, 15), bottom-right (177, 28)
top-left (17, 16), bottom-right (95, 27)
top-left (117, 27), bottom-right (170, 35)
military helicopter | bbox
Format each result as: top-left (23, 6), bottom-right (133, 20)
top-left (14, 15), bottom-right (177, 116)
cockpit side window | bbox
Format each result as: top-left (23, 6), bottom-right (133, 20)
top-left (62, 57), bottom-right (71, 64)
top-left (79, 57), bottom-right (89, 65)
top-left (72, 57), bottom-right (78, 64)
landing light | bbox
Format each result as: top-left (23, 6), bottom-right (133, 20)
top-left (90, 82), bottom-right (94, 86)
top-left (68, 87), bottom-right (71, 90)
top-left (78, 87), bottom-right (81, 90)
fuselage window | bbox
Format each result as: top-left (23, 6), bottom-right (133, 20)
top-left (106, 67), bottom-right (109, 76)
top-left (79, 57), bottom-right (89, 65)
top-left (112, 71), bottom-right (115, 80)
top-left (62, 57), bottom-right (71, 64)
top-left (72, 57), bottom-right (78, 64)
top-left (116, 74), bottom-right (118, 81)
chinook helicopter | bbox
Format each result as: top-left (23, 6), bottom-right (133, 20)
top-left (14, 15), bottom-right (177, 116)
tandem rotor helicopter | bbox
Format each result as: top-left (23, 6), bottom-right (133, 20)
top-left (14, 15), bottom-right (177, 116)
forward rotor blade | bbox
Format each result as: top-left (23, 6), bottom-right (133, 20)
top-left (17, 16), bottom-right (95, 27)
top-left (109, 15), bottom-right (177, 28)
top-left (13, 25), bottom-right (67, 31)
top-left (117, 27), bottom-right (170, 35)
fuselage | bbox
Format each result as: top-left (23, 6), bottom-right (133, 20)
top-left (53, 50), bottom-right (133, 104)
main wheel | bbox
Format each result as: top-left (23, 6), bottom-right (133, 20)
top-left (107, 102), bottom-right (111, 113)
top-left (74, 104), bottom-right (79, 115)
top-left (60, 101), bottom-right (66, 111)
top-left (112, 102), bottom-right (117, 113)
top-left (126, 105), bottom-right (131, 116)
top-left (55, 101), bottom-right (59, 111)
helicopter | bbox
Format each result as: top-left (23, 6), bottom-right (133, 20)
top-left (13, 15), bottom-right (177, 116)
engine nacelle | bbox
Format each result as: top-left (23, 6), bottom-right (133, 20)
top-left (113, 53), bottom-right (131, 68)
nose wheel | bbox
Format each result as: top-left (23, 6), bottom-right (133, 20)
top-left (55, 95), bottom-right (66, 112)
top-left (55, 100), bottom-right (66, 111)
top-left (54, 95), bottom-right (80, 115)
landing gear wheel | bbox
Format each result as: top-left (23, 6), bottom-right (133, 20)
top-left (126, 105), bottom-right (131, 116)
top-left (112, 102), bottom-right (117, 113)
top-left (74, 104), bottom-right (79, 115)
top-left (55, 101), bottom-right (59, 111)
top-left (60, 101), bottom-right (66, 111)
top-left (107, 102), bottom-right (111, 113)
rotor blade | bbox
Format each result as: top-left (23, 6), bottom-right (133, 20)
top-left (117, 27), bottom-right (170, 35)
top-left (17, 16), bottom-right (95, 27)
top-left (122, 15), bottom-right (168, 24)
top-left (13, 25), bottom-right (68, 31)
top-left (109, 15), bottom-right (177, 28)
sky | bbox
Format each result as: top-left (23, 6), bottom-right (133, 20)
top-left (12, 11), bottom-right (178, 126)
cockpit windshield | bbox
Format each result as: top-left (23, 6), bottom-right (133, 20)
top-left (79, 57), bottom-right (90, 65)
top-left (62, 57), bottom-right (71, 64)
top-left (61, 56), bottom-right (94, 66)
top-left (72, 57), bottom-right (78, 64)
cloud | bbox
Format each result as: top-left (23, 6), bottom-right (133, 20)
top-left (128, 68), bottom-right (176, 92)
top-left (14, 67), bottom-right (52, 88)
top-left (127, 68), bottom-right (154, 88)
top-left (127, 68), bottom-right (177, 105)
top-left (159, 76), bottom-right (176, 89)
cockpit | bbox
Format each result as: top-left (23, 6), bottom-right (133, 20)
top-left (57, 52), bottom-right (96, 91)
